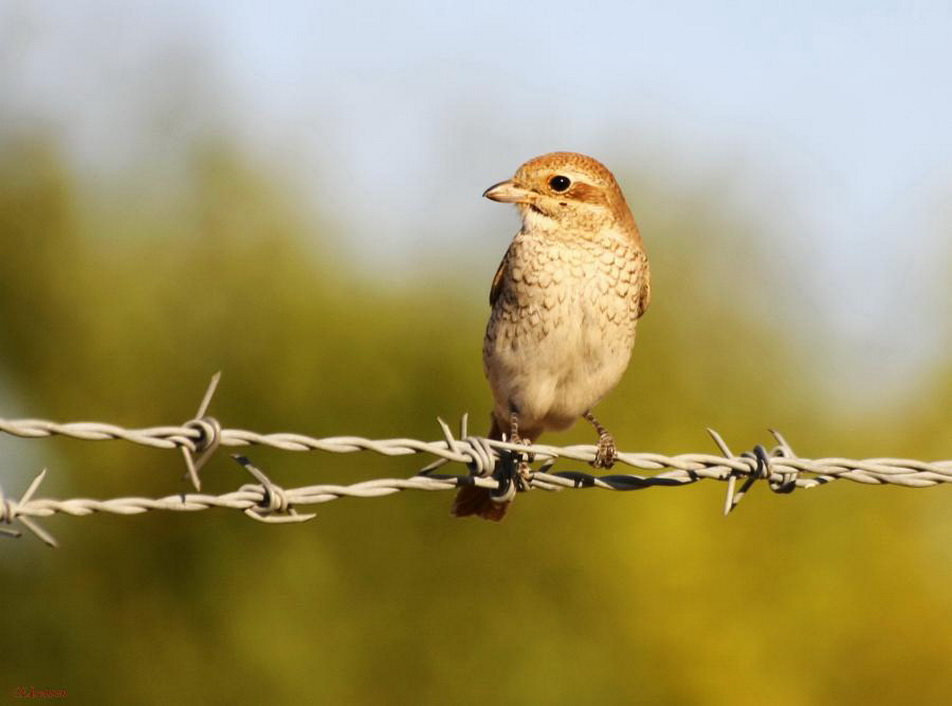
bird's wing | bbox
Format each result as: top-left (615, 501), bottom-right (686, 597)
top-left (635, 251), bottom-right (651, 319)
top-left (489, 245), bottom-right (512, 307)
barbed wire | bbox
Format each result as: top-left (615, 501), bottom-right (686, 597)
top-left (2, 375), bottom-right (951, 547)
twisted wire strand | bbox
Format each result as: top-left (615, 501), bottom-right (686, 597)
top-left (3, 416), bottom-right (952, 484)
top-left (3, 410), bottom-right (952, 547)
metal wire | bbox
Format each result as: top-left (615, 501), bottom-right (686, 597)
top-left (1, 376), bottom-right (951, 547)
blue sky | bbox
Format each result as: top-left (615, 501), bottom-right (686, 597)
top-left (4, 0), bottom-right (952, 398)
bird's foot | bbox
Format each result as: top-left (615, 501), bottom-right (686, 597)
top-left (592, 432), bottom-right (617, 469)
top-left (507, 410), bottom-right (535, 463)
top-left (491, 449), bottom-right (533, 500)
top-left (503, 436), bottom-right (534, 492)
top-left (515, 459), bottom-right (533, 492)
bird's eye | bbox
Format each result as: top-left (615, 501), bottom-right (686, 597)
top-left (549, 175), bottom-right (571, 192)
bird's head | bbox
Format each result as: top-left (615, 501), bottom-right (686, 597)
top-left (483, 152), bottom-right (639, 241)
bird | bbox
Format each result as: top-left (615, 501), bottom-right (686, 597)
top-left (452, 151), bottom-right (651, 521)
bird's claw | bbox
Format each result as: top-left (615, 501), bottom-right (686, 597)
top-left (591, 432), bottom-right (617, 469)
top-left (515, 460), bottom-right (533, 492)
top-left (491, 450), bottom-right (533, 501)
top-left (514, 436), bottom-right (535, 464)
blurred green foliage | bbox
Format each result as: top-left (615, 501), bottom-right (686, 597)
top-left (2, 135), bottom-right (952, 706)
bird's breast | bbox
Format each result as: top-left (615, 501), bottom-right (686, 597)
top-left (496, 232), bottom-right (644, 335)
top-left (483, 231), bottom-right (646, 431)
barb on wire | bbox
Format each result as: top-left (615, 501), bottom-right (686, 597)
top-left (0, 469), bottom-right (58, 548)
top-left (710, 428), bottom-right (801, 515)
top-left (3, 380), bottom-right (952, 545)
top-left (233, 455), bottom-right (317, 524)
top-left (179, 372), bottom-right (223, 492)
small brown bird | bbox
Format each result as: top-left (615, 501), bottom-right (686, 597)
top-left (452, 152), bottom-right (651, 521)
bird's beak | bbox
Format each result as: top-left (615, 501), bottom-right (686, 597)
top-left (483, 179), bottom-right (530, 203)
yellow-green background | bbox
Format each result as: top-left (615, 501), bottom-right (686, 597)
top-left (4, 3), bottom-right (952, 704)
top-left (2, 140), bottom-right (951, 705)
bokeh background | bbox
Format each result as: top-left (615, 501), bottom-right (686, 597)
top-left (3, 2), bottom-right (952, 704)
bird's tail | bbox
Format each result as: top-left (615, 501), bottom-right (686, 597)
top-left (451, 416), bottom-right (511, 522)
